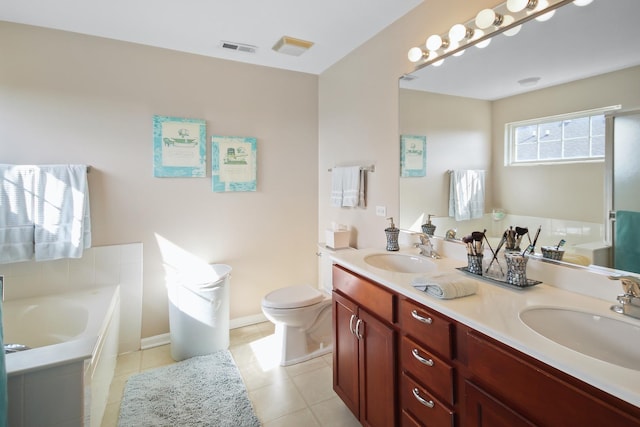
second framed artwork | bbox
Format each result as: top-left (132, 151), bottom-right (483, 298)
top-left (400, 134), bottom-right (426, 177)
top-left (211, 136), bottom-right (257, 192)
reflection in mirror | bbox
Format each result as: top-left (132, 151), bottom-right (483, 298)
top-left (399, 0), bottom-right (640, 271)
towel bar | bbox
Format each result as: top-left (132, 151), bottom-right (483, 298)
top-left (328, 165), bottom-right (375, 172)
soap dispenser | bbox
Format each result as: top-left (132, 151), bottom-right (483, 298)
top-left (385, 217), bottom-right (400, 251)
top-left (421, 214), bottom-right (436, 237)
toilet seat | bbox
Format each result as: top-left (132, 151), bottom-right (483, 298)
top-left (262, 284), bottom-right (325, 309)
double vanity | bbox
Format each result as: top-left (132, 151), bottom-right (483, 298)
top-left (330, 243), bottom-right (640, 426)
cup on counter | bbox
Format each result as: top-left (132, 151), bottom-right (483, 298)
top-left (541, 246), bottom-right (565, 261)
top-left (467, 254), bottom-right (483, 275)
top-left (505, 253), bottom-right (528, 286)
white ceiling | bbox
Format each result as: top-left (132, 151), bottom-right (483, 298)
top-left (401, 0), bottom-right (640, 100)
top-left (0, 0), bottom-right (423, 75)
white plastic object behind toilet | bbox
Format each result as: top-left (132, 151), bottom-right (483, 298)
top-left (261, 284), bottom-right (332, 366)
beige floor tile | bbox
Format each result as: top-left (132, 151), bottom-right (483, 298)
top-left (238, 360), bottom-right (290, 391)
top-left (249, 379), bottom-right (308, 423)
top-left (106, 374), bottom-right (130, 405)
top-left (100, 401), bottom-right (120, 427)
top-left (263, 408), bottom-right (321, 427)
top-left (291, 366), bottom-right (335, 406)
top-left (285, 356), bottom-right (328, 378)
top-left (140, 344), bottom-right (175, 370)
top-left (310, 396), bottom-right (361, 427)
top-left (114, 351), bottom-right (141, 377)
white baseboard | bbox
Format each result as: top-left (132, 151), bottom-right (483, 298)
top-left (139, 313), bottom-right (268, 350)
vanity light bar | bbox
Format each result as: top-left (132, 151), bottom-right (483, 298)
top-left (406, 0), bottom-right (577, 69)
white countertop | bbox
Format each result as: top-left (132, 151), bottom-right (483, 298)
top-left (330, 246), bottom-right (640, 408)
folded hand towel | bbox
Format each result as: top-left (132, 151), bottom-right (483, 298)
top-left (411, 273), bottom-right (478, 299)
top-left (342, 166), bottom-right (362, 207)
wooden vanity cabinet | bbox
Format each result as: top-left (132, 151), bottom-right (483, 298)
top-left (332, 265), bottom-right (396, 427)
top-left (332, 265), bottom-right (640, 427)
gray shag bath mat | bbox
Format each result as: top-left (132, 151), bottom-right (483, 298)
top-left (118, 350), bottom-right (260, 427)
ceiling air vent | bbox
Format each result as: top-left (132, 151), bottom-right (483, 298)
top-left (220, 41), bottom-right (257, 54)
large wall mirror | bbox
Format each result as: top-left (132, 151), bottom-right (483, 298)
top-left (399, 0), bottom-right (640, 273)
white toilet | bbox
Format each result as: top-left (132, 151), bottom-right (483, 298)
top-left (261, 246), bottom-right (336, 366)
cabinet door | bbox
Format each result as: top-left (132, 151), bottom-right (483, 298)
top-left (359, 308), bottom-right (396, 427)
top-left (333, 291), bottom-right (360, 418)
top-left (464, 381), bottom-right (535, 427)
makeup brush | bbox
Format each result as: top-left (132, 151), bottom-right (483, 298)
top-left (515, 226), bottom-right (528, 250)
top-left (524, 225), bottom-right (542, 255)
top-left (485, 230), bottom-right (505, 275)
top-left (471, 231), bottom-right (485, 255)
top-left (555, 239), bottom-right (566, 250)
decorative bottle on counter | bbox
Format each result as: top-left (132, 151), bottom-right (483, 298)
top-left (385, 217), bottom-right (400, 251)
top-left (421, 214), bottom-right (436, 237)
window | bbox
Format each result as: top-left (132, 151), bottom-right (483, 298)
top-left (505, 106), bottom-right (620, 166)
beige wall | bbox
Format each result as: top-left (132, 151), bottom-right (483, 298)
top-left (492, 65), bottom-right (640, 222)
top-left (318, 0), bottom-right (497, 249)
top-left (0, 22), bottom-right (319, 339)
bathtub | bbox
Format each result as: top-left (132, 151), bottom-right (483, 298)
top-left (3, 285), bottom-right (120, 427)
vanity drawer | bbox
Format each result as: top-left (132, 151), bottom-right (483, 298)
top-left (400, 335), bottom-right (454, 406)
top-left (401, 371), bottom-right (454, 427)
top-left (400, 298), bottom-right (453, 359)
top-left (333, 265), bottom-right (394, 323)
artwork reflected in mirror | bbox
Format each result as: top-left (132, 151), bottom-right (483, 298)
top-left (399, 0), bottom-right (640, 272)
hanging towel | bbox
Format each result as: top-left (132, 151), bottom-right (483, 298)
top-left (330, 167), bottom-right (345, 207)
top-left (342, 166), bottom-right (362, 207)
top-left (0, 165), bottom-right (36, 263)
top-left (449, 170), bottom-right (485, 221)
top-left (411, 273), bottom-right (478, 299)
top-left (33, 165), bottom-right (91, 261)
top-left (615, 210), bottom-right (640, 274)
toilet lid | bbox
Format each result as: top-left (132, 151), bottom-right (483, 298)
top-left (262, 284), bottom-right (325, 309)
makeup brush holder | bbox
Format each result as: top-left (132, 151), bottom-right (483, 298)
top-left (467, 254), bottom-right (483, 275)
top-left (505, 253), bottom-right (528, 286)
top-left (541, 246), bottom-right (565, 261)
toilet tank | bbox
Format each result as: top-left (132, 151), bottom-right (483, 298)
top-left (317, 244), bottom-right (355, 294)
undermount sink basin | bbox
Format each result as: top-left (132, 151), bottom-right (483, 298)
top-left (519, 307), bottom-right (640, 371)
top-left (364, 253), bottom-right (436, 274)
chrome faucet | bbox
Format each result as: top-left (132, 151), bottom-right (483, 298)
top-left (414, 233), bottom-right (440, 259)
top-left (609, 275), bottom-right (640, 320)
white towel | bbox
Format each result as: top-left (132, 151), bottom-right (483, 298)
top-left (449, 170), bottom-right (485, 221)
top-left (33, 165), bottom-right (91, 261)
top-left (331, 166), bottom-right (366, 208)
top-left (342, 166), bottom-right (361, 207)
top-left (411, 273), bottom-right (478, 299)
top-left (330, 167), bottom-right (344, 207)
top-left (0, 165), bottom-right (36, 263)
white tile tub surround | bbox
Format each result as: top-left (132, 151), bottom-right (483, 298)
top-left (0, 242), bottom-right (143, 353)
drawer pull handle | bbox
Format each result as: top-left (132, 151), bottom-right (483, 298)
top-left (349, 314), bottom-right (357, 335)
top-left (412, 388), bottom-right (434, 408)
top-left (411, 310), bottom-right (433, 324)
top-left (411, 349), bottom-right (434, 366)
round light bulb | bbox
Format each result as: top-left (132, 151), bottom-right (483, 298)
top-left (433, 58), bottom-right (445, 67)
top-left (449, 24), bottom-right (469, 43)
top-left (502, 15), bottom-right (522, 36)
top-left (573, 0), bottom-right (593, 6)
top-left (475, 9), bottom-right (502, 29)
top-left (407, 47), bottom-right (425, 63)
top-left (426, 34), bottom-right (446, 51)
top-left (471, 29), bottom-right (492, 49)
top-left (507, 0), bottom-right (537, 13)
top-left (534, 0), bottom-right (556, 21)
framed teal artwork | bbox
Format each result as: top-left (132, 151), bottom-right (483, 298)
top-left (400, 134), bottom-right (426, 177)
top-left (153, 115), bottom-right (207, 177)
top-left (212, 136), bottom-right (257, 192)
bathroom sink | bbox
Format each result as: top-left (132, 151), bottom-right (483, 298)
top-left (519, 307), bottom-right (640, 370)
top-left (363, 253), bottom-right (436, 274)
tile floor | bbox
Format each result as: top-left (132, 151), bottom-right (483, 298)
top-left (101, 322), bottom-right (360, 426)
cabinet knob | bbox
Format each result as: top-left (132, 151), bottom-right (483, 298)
top-left (411, 309), bottom-right (433, 324)
top-left (412, 388), bottom-right (435, 408)
top-left (411, 348), bottom-right (434, 367)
